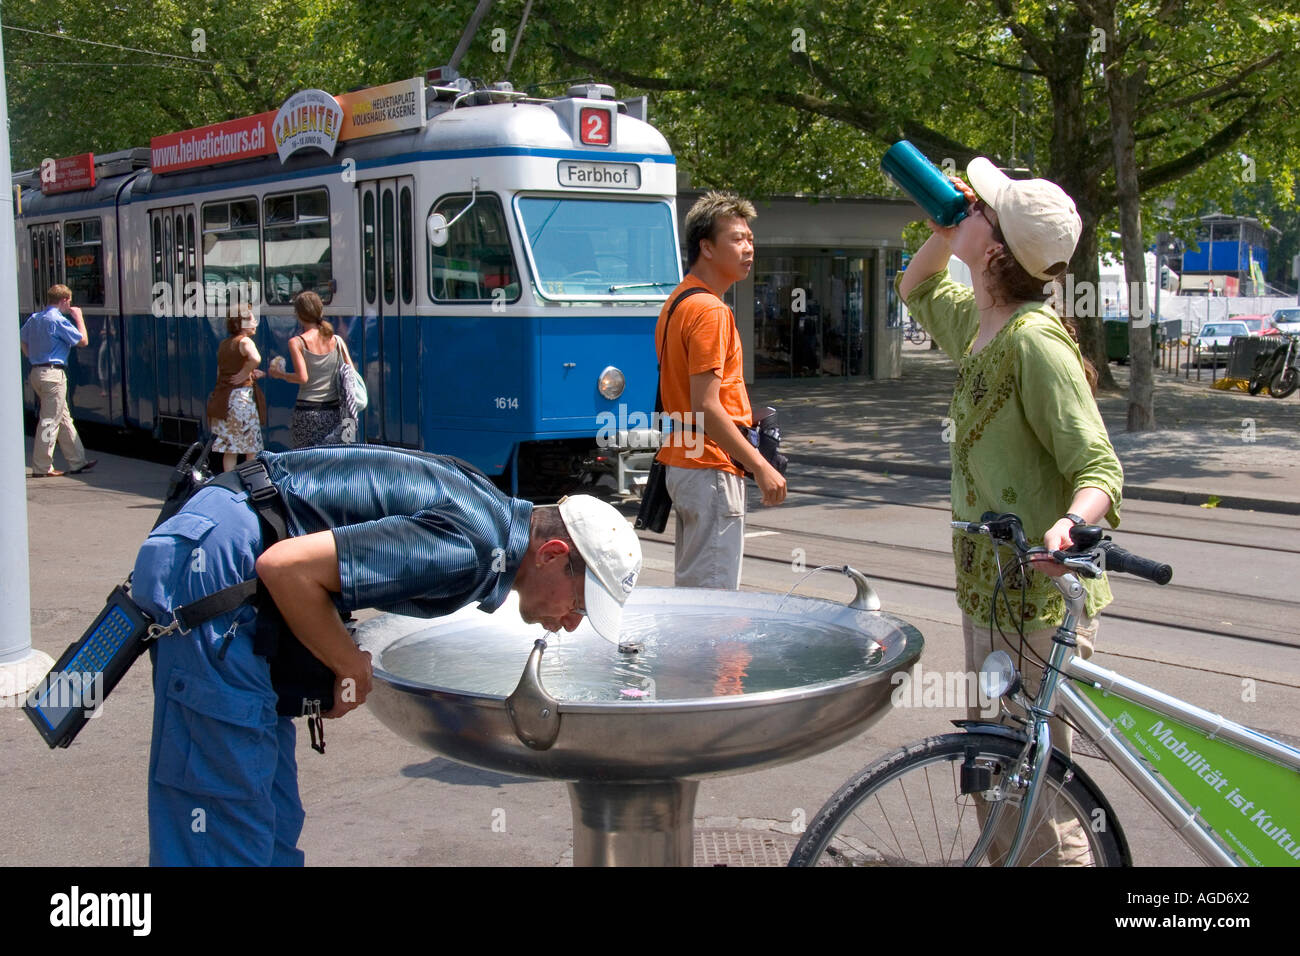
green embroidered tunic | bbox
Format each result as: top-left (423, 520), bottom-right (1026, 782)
top-left (900, 272), bottom-right (1124, 632)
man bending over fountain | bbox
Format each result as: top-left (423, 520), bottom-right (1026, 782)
top-left (131, 445), bottom-right (642, 866)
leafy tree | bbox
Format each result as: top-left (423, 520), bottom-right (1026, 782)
top-left (532, 0), bottom-right (1300, 422)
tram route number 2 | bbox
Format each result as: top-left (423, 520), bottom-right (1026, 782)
top-left (494, 396), bottom-right (520, 410)
top-left (580, 107), bottom-right (611, 147)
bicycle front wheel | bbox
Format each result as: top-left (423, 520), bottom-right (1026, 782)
top-left (788, 732), bottom-right (1125, 867)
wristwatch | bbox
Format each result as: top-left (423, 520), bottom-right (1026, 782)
top-left (1064, 512), bottom-right (1087, 527)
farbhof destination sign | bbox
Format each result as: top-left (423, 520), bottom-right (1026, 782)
top-left (557, 160), bottom-right (641, 190)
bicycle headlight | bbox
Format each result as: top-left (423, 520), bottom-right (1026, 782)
top-left (979, 650), bottom-right (1021, 701)
top-left (597, 366), bottom-right (625, 400)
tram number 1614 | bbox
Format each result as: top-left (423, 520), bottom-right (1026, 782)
top-left (494, 396), bottom-right (520, 410)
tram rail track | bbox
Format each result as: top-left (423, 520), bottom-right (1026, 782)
top-left (639, 494), bottom-right (1300, 651)
top-left (778, 482), bottom-right (1300, 555)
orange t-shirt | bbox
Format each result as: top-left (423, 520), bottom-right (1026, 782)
top-left (654, 275), bottom-right (751, 474)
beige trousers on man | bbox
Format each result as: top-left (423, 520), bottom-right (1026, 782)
top-left (665, 465), bottom-right (746, 589)
top-left (29, 366), bottom-right (87, 473)
top-left (963, 611), bottom-right (1100, 865)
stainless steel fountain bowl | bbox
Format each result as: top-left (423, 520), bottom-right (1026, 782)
top-left (357, 585), bottom-right (923, 782)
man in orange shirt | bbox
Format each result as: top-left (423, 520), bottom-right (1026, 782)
top-left (654, 192), bottom-right (787, 588)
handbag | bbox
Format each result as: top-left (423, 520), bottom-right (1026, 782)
top-left (336, 340), bottom-right (368, 414)
top-left (735, 406), bottom-right (788, 478)
top-left (634, 287), bottom-right (711, 533)
top-left (634, 460), bottom-right (673, 533)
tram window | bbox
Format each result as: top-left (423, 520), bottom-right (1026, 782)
top-left (263, 188), bottom-right (332, 305)
top-left (31, 233), bottom-right (40, 309)
top-left (186, 214), bottom-right (197, 285)
top-left (151, 218), bottom-right (163, 285)
top-left (382, 189), bottom-right (395, 306)
top-left (201, 196), bottom-right (261, 306)
top-left (400, 186), bottom-right (413, 305)
top-left (516, 198), bottom-right (679, 300)
top-left (427, 193), bottom-right (520, 303)
top-left (174, 214), bottom-right (185, 287)
top-left (363, 192), bottom-right (377, 304)
top-left (64, 217), bottom-right (105, 306)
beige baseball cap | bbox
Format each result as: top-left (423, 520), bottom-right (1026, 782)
top-left (558, 495), bottom-right (642, 644)
top-left (967, 157), bottom-right (1082, 280)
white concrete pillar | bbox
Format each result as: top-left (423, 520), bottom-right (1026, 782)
top-left (0, 19), bottom-right (51, 695)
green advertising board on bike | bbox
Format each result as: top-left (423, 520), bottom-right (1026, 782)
top-left (1077, 682), bottom-right (1300, 866)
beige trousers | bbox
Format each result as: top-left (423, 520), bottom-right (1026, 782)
top-left (962, 611), bottom-right (1101, 866)
top-left (665, 465), bottom-right (745, 589)
top-left (29, 366), bottom-right (87, 473)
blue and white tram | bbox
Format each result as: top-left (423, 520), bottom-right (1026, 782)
top-left (14, 77), bottom-right (681, 495)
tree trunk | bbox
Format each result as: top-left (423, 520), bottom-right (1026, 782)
top-left (1065, 217), bottom-right (1115, 390)
top-left (1103, 28), bottom-right (1156, 430)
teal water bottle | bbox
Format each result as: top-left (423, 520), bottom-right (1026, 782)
top-left (881, 141), bottom-right (969, 227)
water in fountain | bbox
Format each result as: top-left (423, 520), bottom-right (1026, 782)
top-left (379, 608), bottom-right (883, 702)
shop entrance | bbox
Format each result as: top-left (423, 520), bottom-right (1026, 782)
top-left (752, 252), bottom-right (874, 379)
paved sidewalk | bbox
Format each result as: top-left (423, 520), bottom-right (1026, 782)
top-left (758, 346), bottom-right (1300, 514)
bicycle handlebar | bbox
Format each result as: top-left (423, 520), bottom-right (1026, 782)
top-left (1096, 541), bottom-right (1173, 585)
top-left (952, 512), bottom-right (1173, 586)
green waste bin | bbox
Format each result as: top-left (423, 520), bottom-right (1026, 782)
top-left (1104, 317), bottom-right (1160, 364)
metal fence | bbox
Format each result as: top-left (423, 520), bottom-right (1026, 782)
top-left (1156, 332), bottom-right (1285, 384)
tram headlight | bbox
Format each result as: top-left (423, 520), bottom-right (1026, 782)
top-left (597, 366), bottom-right (626, 400)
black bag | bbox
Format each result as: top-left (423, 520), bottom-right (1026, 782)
top-left (634, 460), bottom-right (673, 533)
top-left (152, 438), bottom-right (214, 530)
top-left (737, 406), bottom-right (788, 477)
top-left (252, 580), bottom-right (336, 718)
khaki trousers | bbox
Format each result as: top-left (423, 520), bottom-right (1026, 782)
top-left (962, 611), bottom-right (1100, 865)
top-left (665, 465), bottom-right (745, 589)
top-left (29, 366), bottom-right (87, 473)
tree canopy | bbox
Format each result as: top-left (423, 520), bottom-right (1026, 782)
top-left (6, 0), bottom-right (1298, 407)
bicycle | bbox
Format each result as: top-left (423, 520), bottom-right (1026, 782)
top-left (904, 319), bottom-right (929, 345)
top-left (789, 513), bottom-right (1300, 867)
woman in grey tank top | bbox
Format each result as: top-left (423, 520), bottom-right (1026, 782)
top-left (267, 291), bottom-right (358, 447)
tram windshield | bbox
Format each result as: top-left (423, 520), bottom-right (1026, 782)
top-left (516, 197), bottom-right (679, 300)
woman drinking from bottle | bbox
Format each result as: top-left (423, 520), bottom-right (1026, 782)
top-left (896, 159), bottom-right (1123, 781)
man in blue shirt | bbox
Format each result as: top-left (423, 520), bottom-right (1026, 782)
top-left (132, 446), bottom-right (642, 865)
top-left (18, 284), bottom-right (96, 477)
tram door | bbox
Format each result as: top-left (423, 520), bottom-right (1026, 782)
top-left (148, 206), bottom-right (200, 438)
top-left (29, 222), bottom-right (64, 313)
top-left (358, 177), bottom-right (419, 447)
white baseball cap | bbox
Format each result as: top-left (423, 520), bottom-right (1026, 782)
top-left (558, 495), bottom-right (642, 644)
top-left (967, 157), bottom-right (1082, 281)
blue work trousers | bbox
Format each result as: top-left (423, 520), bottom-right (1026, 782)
top-left (133, 482), bottom-right (305, 866)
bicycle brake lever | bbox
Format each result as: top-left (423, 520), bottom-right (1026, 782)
top-left (1050, 549), bottom-right (1105, 578)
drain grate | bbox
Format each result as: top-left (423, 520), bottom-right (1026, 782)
top-left (694, 828), bottom-right (798, 867)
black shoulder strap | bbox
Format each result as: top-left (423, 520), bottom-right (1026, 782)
top-left (654, 286), bottom-right (715, 415)
top-left (169, 459), bottom-right (288, 634)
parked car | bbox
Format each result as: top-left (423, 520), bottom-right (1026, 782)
top-left (1272, 307), bottom-right (1300, 336)
top-left (1194, 321), bottom-right (1249, 365)
top-left (1231, 314), bottom-right (1282, 336)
